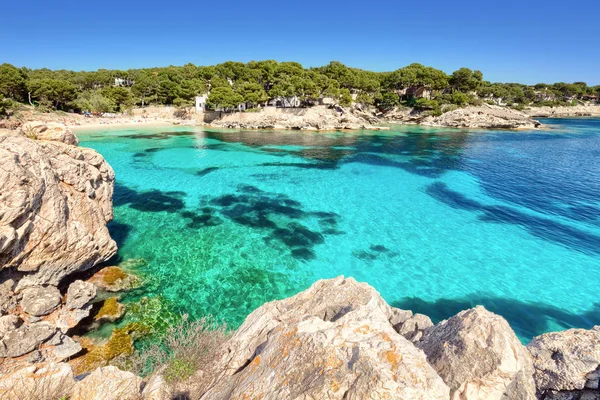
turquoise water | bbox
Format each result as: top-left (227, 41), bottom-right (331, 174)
top-left (78, 118), bottom-right (600, 342)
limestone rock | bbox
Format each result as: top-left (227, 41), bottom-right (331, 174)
top-left (0, 362), bottom-right (75, 400)
top-left (46, 332), bottom-right (82, 361)
top-left (202, 276), bottom-right (450, 399)
top-left (0, 133), bottom-right (116, 289)
top-left (397, 313), bottom-right (434, 342)
top-left (527, 327), bottom-right (600, 392)
top-left (418, 306), bottom-right (536, 400)
top-left (20, 120), bottom-right (79, 145)
top-left (66, 280), bottom-right (97, 310)
top-left (389, 306), bottom-right (413, 329)
top-left (71, 366), bottom-right (143, 400)
top-left (0, 321), bottom-right (55, 357)
top-left (0, 315), bottom-right (20, 338)
top-left (20, 285), bottom-right (62, 316)
top-left (422, 104), bottom-right (541, 129)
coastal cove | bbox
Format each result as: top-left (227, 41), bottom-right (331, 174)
top-left (77, 118), bottom-right (600, 343)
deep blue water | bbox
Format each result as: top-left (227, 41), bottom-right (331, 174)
top-left (78, 117), bottom-right (600, 342)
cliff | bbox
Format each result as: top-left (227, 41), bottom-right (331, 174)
top-left (524, 105), bottom-right (600, 118)
top-left (0, 123), bottom-right (117, 367)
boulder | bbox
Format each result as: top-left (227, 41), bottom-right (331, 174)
top-left (20, 121), bottom-right (79, 145)
top-left (88, 266), bottom-right (140, 292)
top-left (418, 306), bottom-right (536, 400)
top-left (66, 280), bottom-right (97, 310)
top-left (46, 332), bottom-right (82, 361)
top-left (527, 327), bottom-right (600, 393)
top-left (0, 133), bottom-right (116, 289)
top-left (397, 313), bottom-right (434, 342)
top-left (20, 285), bottom-right (62, 316)
top-left (0, 321), bottom-right (55, 357)
top-left (0, 362), bottom-right (75, 400)
top-left (71, 366), bottom-right (143, 400)
top-left (0, 315), bottom-right (20, 338)
top-left (202, 276), bottom-right (450, 399)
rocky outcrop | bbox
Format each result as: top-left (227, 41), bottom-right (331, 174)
top-left (19, 121), bottom-right (79, 145)
top-left (70, 366), bottom-right (143, 400)
top-left (0, 133), bottom-right (116, 289)
top-left (380, 104), bottom-right (541, 129)
top-left (0, 127), bottom-right (116, 366)
top-left (419, 306), bottom-right (536, 400)
top-left (1, 276), bottom-right (599, 399)
top-left (421, 105), bottom-right (541, 129)
top-left (209, 105), bottom-right (389, 131)
top-left (527, 327), bottom-right (600, 398)
top-left (202, 276), bottom-right (450, 399)
top-left (524, 105), bottom-right (600, 117)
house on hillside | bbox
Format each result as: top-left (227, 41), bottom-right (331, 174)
top-left (268, 96), bottom-right (301, 108)
top-left (114, 78), bottom-right (134, 87)
top-left (195, 95), bottom-right (208, 113)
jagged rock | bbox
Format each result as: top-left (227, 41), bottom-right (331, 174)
top-left (389, 306), bottom-right (413, 329)
top-left (20, 285), bottom-right (62, 316)
top-left (66, 280), bottom-right (97, 310)
top-left (0, 362), bottom-right (75, 400)
top-left (0, 321), bottom-right (55, 357)
top-left (398, 313), bottom-right (434, 342)
top-left (142, 372), bottom-right (170, 400)
top-left (527, 327), bottom-right (600, 393)
top-left (0, 133), bottom-right (116, 289)
top-left (0, 279), bottom-right (16, 315)
top-left (541, 389), bottom-right (600, 400)
top-left (20, 120), bottom-right (79, 145)
top-left (202, 276), bottom-right (450, 399)
top-left (27, 350), bottom-right (43, 363)
top-left (418, 306), bottom-right (536, 400)
top-left (46, 332), bottom-right (82, 361)
top-left (71, 366), bottom-right (143, 400)
top-left (0, 315), bottom-right (20, 338)
top-left (56, 303), bottom-right (93, 333)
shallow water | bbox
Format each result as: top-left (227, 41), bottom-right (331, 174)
top-left (78, 117), bottom-right (600, 342)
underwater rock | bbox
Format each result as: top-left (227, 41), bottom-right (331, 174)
top-left (88, 266), bottom-right (140, 292)
top-left (93, 297), bottom-right (125, 323)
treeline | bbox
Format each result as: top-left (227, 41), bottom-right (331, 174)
top-left (0, 61), bottom-right (598, 115)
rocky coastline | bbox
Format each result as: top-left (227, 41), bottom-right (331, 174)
top-left (1, 124), bottom-right (599, 399)
top-left (523, 105), bottom-right (600, 118)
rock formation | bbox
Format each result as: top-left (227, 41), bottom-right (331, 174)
top-left (19, 121), bottom-right (80, 145)
top-left (524, 105), bottom-right (600, 118)
top-left (422, 105), bottom-right (541, 129)
top-left (418, 306), bottom-right (536, 400)
top-left (202, 276), bottom-right (450, 399)
top-left (0, 132), bottom-right (116, 289)
top-left (209, 105), bottom-right (389, 131)
top-left (527, 327), bottom-right (600, 399)
top-left (1, 276), bottom-right (599, 399)
top-left (0, 126), bottom-right (116, 367)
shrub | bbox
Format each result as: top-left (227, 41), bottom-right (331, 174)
top-left (122, 315), bottom-right (229, 395)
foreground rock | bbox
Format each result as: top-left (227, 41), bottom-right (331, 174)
top-left (527, 327), bottom-right (600, 398)
top-left (419, 306), bottom-right (536, 400)
top-left (1, 276), bottom-right (600, 399)
top-left (0, 133), bottom-right (116, 288)
top-left (0, 126), bottom-right (116, 366)
top-left (202, 276), bottom-right (449, 399)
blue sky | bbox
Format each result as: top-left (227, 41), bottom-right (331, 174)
top-left (2, 0), bottom-right (599, 84)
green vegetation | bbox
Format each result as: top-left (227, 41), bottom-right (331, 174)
top-left (0, 61), bottom-right (598, 116)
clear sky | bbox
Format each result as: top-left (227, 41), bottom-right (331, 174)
top-left (2, 0), bottom-right (599, 85)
